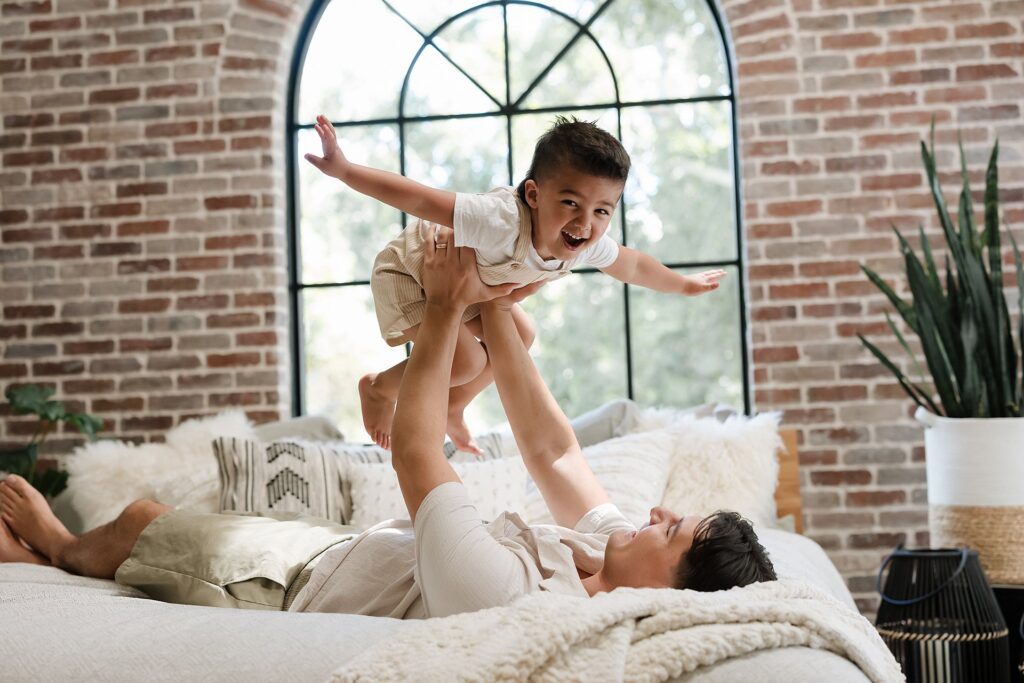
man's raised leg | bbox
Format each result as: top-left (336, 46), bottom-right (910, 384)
top-left (0, 474), bottom-right (170, 579)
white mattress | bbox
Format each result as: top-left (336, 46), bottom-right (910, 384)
top-left (0, 528), bottom-right (870, 683)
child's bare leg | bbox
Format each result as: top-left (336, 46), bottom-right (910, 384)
top-left (0, 474), bottom-right (170, 578)
top-left (447, 304), bottom-right (535, 455)
top-left (360, 322), bottom-right (487, 450)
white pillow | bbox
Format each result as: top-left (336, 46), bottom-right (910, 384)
top-left (522, 428), bottom-right (675, 528)
top-left (658, 413), bottom-right (781, 527)
top-left (346, 457), bottom-right (529, 530)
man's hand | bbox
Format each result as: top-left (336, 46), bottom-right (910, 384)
top-left (304, 114), bottom-right (350, 180)
top-left (422, 226), bottom-right (515, 310)
top-left (680, 269), bottom-right (727, 296)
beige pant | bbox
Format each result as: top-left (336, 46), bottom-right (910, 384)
top-left (114, 509), bottom-right (357, 611)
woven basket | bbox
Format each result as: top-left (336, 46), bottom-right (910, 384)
top-left (930, 505), bottom-right (1024, 585)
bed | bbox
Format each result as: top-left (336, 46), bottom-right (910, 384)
top-left (0, 417), bottom-right (882, 682)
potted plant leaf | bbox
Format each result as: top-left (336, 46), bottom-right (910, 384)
top-left (1, 385), bottom-right (103, 498)
top-left (859, 125), bottom-right (1024, 584)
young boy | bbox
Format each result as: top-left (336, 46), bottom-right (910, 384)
top-left (304, 114), bottom-right (725, 454)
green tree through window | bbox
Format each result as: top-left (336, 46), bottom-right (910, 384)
top-left (288, 0), bottom-right (748, 442)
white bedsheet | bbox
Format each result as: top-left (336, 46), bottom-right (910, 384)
top-left (0, 528), bottom-right (875, 683)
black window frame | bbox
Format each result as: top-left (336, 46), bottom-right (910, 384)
top-left (285, 0), bottom-right (751, 418)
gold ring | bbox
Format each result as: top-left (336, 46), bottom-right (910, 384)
top-left (435, 242), bottom-right (447, 249)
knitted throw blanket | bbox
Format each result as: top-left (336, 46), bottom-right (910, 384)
top-left (328, 579), bottom-right (903, 683)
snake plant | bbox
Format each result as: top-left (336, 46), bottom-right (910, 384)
top-left (859, 127), bottom-right (1020, 418)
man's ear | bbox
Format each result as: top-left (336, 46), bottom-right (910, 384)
top-left (523, 179), bottom-right (539, 209)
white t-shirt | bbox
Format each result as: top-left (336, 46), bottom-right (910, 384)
top-left (453, 187), bottom-right (620, 272)
top-left (288, 482), bottom-right (635, 619)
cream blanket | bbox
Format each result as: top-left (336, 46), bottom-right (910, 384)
top-left (329, 579), bottom-right (903, 683)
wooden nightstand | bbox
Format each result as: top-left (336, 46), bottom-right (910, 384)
top-left (992, 585), bottom-right (1024, 681)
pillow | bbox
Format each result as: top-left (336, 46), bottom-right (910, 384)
top-left (251, 414), bottom-right (344, 443)
top-left (214, 437), bottom-right (346, 524)
top-left (658, 413), bottom-right (781, 527)
top-left (346, 457), bottom-right (529, 529)
top-left (522, 428), bottom-right (675, 528)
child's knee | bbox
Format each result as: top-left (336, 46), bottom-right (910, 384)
top-left (451, 342), bottom-right (486, 386)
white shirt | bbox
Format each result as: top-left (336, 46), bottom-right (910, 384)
top-left (453, 187), bottom-right (620, 272)
top-left (288, 482), bottom-right (635, 619)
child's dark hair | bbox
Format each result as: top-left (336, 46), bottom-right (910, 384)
top-left (516, 116), bottom-right (630, 201)
top-left (674, 511), bottom-right (777, 592)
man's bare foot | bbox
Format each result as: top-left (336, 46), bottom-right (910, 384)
top-left (446, 409), bottom-right (483, 457)
top-left (0, 516), bottom-right (48, 565)
top-left (0, 475), bottom-right (75, 564)
top-left (358, 373), bottom-right (395, 450)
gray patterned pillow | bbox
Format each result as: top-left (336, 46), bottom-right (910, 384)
top-left (213, 438), bottom-right (347, 523)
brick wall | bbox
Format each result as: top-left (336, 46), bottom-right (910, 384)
top-left (1, 0), bottom-right (1023, 615)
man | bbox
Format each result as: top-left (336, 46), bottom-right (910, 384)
top-left (0, 229), bottom-right (775, 617)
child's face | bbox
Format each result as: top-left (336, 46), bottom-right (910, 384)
top-left (523, 165), bottom-right (624, 261)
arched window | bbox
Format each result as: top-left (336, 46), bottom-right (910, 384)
top-left (287, 0), bottom-right (748, 441)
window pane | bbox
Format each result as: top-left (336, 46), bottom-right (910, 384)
top-left (591, 0), bottom-right (729, 102)
top-left (521, 35), bottom-right (616, 110)
top-left (405, 117), bottom-right (509, 191)
top-left (297, 126), bottom-right (401, 284)
top-left (405, 45), bottom-right (501, 117)
top-left (511, 109), bottom-right (622, 242)
top-left (620, 101), bottom-right (735, 262)
top-left (506, 5), bottom-right (578, 105)
top-left (542, 0), bottom-right (600, 23)
top-left (433, 6), bottom-right (506, 107)
top-left (382, 0), bottom-right (482, 35)
top-left (520, 273), bottom-right (628, 418)
top-left (303, 286), bottom-right (407, 443)
top-left (629, 265), bottom-right (743, 409)
top-left (297, 1), bottom-right (421, 123)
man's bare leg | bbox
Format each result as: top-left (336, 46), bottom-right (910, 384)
top-left (448, 304), bottom-right (536, 456)
top-left (0, 474), bottom-right (170, 579)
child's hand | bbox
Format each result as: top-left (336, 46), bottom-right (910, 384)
top-left (680, 269), bottom-right (726, 295)
top-left (304, 114), bottom-right (350, 180)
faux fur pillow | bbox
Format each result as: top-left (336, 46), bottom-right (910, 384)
top-left (658, 412), bottom-right (782, 527)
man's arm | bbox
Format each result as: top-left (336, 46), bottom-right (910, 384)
top-left (600, 244), bottom-right (726, 295)
top-left (390, 228), bottom-right (514, 522)
top-left (304, 114), bottom-right (455, 227)
top-left (480, 302), bottom-right (610, 529)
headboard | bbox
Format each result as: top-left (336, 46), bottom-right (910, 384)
top-left (774, 429), bottom-right (802, 533)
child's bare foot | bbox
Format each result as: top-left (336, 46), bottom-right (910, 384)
top-left (446, 409), bottom-right (483, 457)
top-left (0, 516), bottom-right (48, 565)
top-left (359, 373), bottom-right (395, 450)
top-left (0, 475), bottom-right (75, 564)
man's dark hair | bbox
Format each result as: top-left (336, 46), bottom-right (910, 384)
top-left (674, 511), bottom-right (777, 592)
top-left (516, 116), bottom-right (631, 200)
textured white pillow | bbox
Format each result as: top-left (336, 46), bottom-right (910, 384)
top-left (658, 413), bottom-right (781, 527)
top-left (347, 457), bottom-right (529, 529)
top-left (522, 428), bottom-right (675, 528)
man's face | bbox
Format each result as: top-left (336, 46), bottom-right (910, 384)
top-left (601, 507), bottom-right (704, 589)
top-left (522, 165), bottom-right (624, 261)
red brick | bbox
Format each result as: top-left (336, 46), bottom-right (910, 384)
top-left (210, 392), bottom-right (262, 407)
top-left (955, 22), bottom-right (1015, 40)
top-left (770, 283), bottom-right (829, 299)
top-left (1, 1), bottom-right (51, 16)
top-left (753, 346), bottom-right (799, 363)
top-left (0, 325), bottom-right (27, 340)
top-left (233, 253), bottom-right (274, 268)
top-left (4, 112), bottom-right (53, 128)
top-left (147, 83), bottom-right (198, 99)
top-left (0, 211), bottom-right (29, 226)
top-left (32, 321), bottom-right (83, 336)
top-left (93, 202), bottom-right (141, 218)
top-left (924, 86), bottom-right (987, 104)
top-left (120, 338), bottom-right (172, 352)
top-left (891, 27), bottom-right (948, 44)
top-left (176, 255), bottom-right (228, 271)
top-left (751, 305), bottom-right (797, 321)
top-left (143, 7), bottom-right (194, 23)
top-left (855, 50), bottom-right (915, 68)
top-left (117, 220), bottom-right (170, 237)
top-left (205, 195), bottom-right (257, 211)
top-left (118, 298), bottom-right (171, 314)
top-left (35, 244), bottom-right (83, 259)
top-left (237, 331), bottom-right (276, 346)
top-left (30, 54), bottom-right (82, 70)
top-left (240, 0), bottom-right (291, 19)
top-left (147, 276), bottom-right (199, 293)
top-left (4, 150), bottom-right (52, 166)
top-left (847, 490), bottom-right (906, 507)
top-left (849, 532), bottom-right (905, 549)
top-left (822, 32), bottom-right (882, 50)
top-left (2, 37), bottom-right (51, 52)
top-left (93, 397), bottom-right (144, 412)
top-left (956, 64), bottom-right (1019, 81)
top-left (218, 116), bottom-right (271, 133)
top-left (207, 353), bottom-right (261, 368)
top-left (145, 45), bottom-right (195, 62)
top-left (235, 292), bottom-right (275, 307)
top-left (32, 168), bottom-right (82, 184)
top-left (992, 43), bottom-right (1024, 58)
top-left (63, 340), bottom-right (115, 355)
top-left (3, 304), bottom-right (54, 319)
top-left (29, 16), bottom-right (79, 31)
top-left (174, 139), bottom-right (226, 155)
top-left (808, 385), bottom-right (868, 402)
top-left (117, 259), bottom-right (170, 275)
top-left (33, 360), bottom-right (85, 376)
top-left (0, 364), bottom-right (28, 379)
top-left (60, 224), bottom-right (110, 240)
top-left (145, 121), bottom-right (198, 138)
top-left (63, 378), bottom-right (115, 394)
top-left (122, 416), bottom-right (173, 432)
top-left (765, 200), bottom-right (821, 218)
top-left (811, 469), bottom-right (872, 486)
top-left (116, 182), bottom-right (167, 198)
top-left (62, 147), bottom-right (108, 163)
top-left (858, 92), bottom-right (916, 109)
top-left (89, 87), bottom-right (140, 104)
top-left (205, 234), bottom-right (258, 250)
top-left (208, 312), bottom-right (261, 328)
top-left (177, 295), bottom-right (230, 311)
top-left (744, 140), bottom-right (788, 156)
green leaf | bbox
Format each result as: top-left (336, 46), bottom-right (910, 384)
top-left (5, 385), bottom-right (56, 416)
top-left (858, 334), bottom-right (940, 415)
top-left (862, 263), bottom-right (917, 332)
top-left (886, 312), bottom-right (928, 386)
top-left (66, 414), bottom-right (104, 441)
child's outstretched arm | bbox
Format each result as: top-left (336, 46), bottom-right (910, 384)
top-left (599, 245), bottom-right (726, 295)
top-left (304, 114), bottom-right (456, 227)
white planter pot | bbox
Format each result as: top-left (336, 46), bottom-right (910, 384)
top-left (916, 407), bottom-right (1024, 584)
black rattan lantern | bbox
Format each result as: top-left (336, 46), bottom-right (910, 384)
top-left (1017, 612), bottom-right (1023, 681)
top-left (876, 545), bottom-right (1009, 683)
